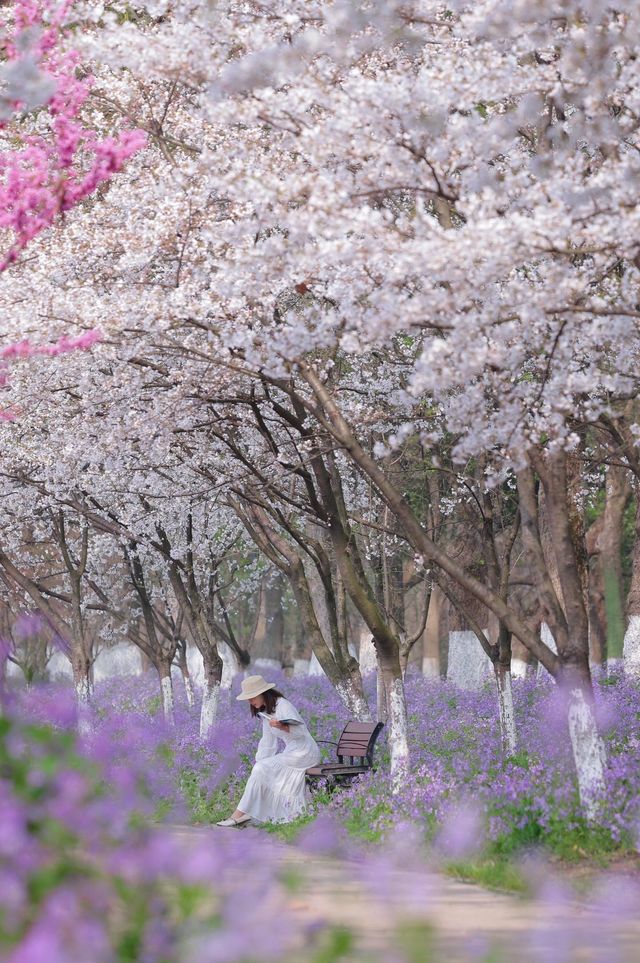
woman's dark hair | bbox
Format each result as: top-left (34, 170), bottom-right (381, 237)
top-left (250, 688), bottom-right (284, 717)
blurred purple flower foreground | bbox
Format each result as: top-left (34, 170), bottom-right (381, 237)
top-left (0, 693), bottom-right (304, 962)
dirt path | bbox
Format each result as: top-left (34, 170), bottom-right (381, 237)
top-left (171, 825), bottom-right (640, 961)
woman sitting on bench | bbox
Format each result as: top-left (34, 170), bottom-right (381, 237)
top-left (216, 675), bottom-right (321, 827)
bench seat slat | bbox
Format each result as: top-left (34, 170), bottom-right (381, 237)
top-left (306, 764), bottom-right (370, 776)
top-left (344, 722), bottom-right (377, 735)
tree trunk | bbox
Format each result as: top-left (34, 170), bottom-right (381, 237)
top-left (72, 651), bottom-right (92, 735)
top-left (624, 486), bottom-right (640, 676)
top-left (179, 647), bottom-right (195, 707)
top-left (599, 466), bottom-right (630, 671)
top-left (423, 584), bottom-right (442, 678)
top-left (357, 624), bottom-right (377, 674)
top-left (537, 452), bottom-right (607, 815)
top-left (163, 559), bottom-right (226, 728)
top-left (378, 648), bottom-right (409, 793)
top-left (252, 574), bottom-right (285, 666)
top-left (565, 680), bottom-right (607, 822)
top-left (587, 561), bottom-right (607, 669)
top-left (376, 665), bottom-right (387, 723)
top-left (267, 572), bottom-right (285, 668)
top-left (200, 650), bottom-right (223, 739)
top-left (72, 651), bottom-right (92, 704)
top-left (510, 637), bottom-right (529, 679)
top-left (538, 452), bottom-right (591, 680)
top-left (536, 622), bottom-right (558, 679)
top-left (158, 660), bottom-right (175, 727)
top-left (494, 663), bottom-right (517, 757)
top-left (493, 623), bottom-right (517, 757)
top-left (291, 560), bottom-right (370, 717)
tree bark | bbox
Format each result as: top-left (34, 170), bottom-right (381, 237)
top-left (624, 484), bottom-right (640, 676)
top-left (495, 624), bottom-right (517, 757)
top-left (566, 686), bottom-right (607, 822)
top-left (177, 641), bottom-right (195, 707)
top-left (200, 648), bottom-right (223, 739)
top-left (423, 584), bottom-right (442, 678)
top-left (598, 467), bottom-right (631, 669)
top-left (377, 646), bottom-right (409, 793)
top-left (158, 658), bottom-right (175, 727)
top-left (532, 452), bottom-right (607, 813)
top-left (495, 662), bottom-right (517, 757)
top-left (535, 450), bottom-right (591, 685)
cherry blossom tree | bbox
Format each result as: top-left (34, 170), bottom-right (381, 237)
top-left (0, 0), bottom-right (145, 393)
top-left (4, 0), bottom-right (640, 814)
top-left (1, 0), bottom-right (146, 267)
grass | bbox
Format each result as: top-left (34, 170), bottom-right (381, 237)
top-left (444, 856), bottom-right (529, 894)
top-left (180, 768), bottom-right (245, 824)
top-left (261, 811), bottom-right (318, 841)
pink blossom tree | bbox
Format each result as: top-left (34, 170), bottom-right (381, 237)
top-left (0, 0), bottom-right (145, 392)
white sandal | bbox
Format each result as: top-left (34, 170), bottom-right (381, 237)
top-left (216, 815), bottom-right (252, 827)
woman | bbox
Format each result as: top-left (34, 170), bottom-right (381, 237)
top-left (216, 674), bottom-right (321, 827)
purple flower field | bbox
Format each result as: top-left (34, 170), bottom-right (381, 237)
top-left (2, 670), bottom-right (640, 961)
top-left (76, 669), bottom-right (640, 853)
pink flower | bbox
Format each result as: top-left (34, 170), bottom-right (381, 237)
top-left (0, 0), bottom-right (146, 274)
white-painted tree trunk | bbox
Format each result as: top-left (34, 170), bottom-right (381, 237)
top-left (495, 667), bottom-right (517, 757)
top-left (388, 677), bottom-right (409, 794)
top-left (93, 643), bottom-right (142, 682)
top-left (567, 687), bottom-right (607, 822)
top-left (75, 677), bottom-right (91, 704)
top-left (511, 658), bottom-right (528, 680)
top-left (536, 623), bottom-right (558, 680)
top-left (221, 651), bottom-right (239, 689)
top-left (447, 630), bottom-right (492, 689)
top-left (308, 652), bottom-right (324, 676)
top-left (199, 680), bottom-right (220, 740)
top-left (293, 658), bottom-right (310, 676)
top-left (335, 678), bottom-right (372, 722)
top-left (376, 666), bottom-right (387, 723)
top-left (183, 672), bottom-right (195, 707)
top-left (253, 657), bottom-right (280, 672)
top-left (422, 656), bottom-right (439, 679)
top-left (161, 675), bottom-right (175, 727)
top-left (623, 614), bottom-right (640, 677)
top-left (358, 631), bottom-right (377, 674)
top-left (75, 678), bottom-right (92, 736)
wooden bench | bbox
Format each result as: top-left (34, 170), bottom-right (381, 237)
top-left (306, 721), bottom-right (384, 789)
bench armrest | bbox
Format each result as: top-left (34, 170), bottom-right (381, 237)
top-left (315, 739), bottom-right (338, 746)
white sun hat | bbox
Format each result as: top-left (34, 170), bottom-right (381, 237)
top-left (235, 674), bottom-right (277, 701)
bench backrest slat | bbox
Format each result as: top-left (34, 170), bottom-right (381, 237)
top-left (336, 721), bottom-right (384, 765)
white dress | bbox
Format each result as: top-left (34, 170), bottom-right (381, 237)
top-left (237, 697), bottom-right (321, 823)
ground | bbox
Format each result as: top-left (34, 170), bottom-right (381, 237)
top-left (171, 825), bottom-right (640, 962)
